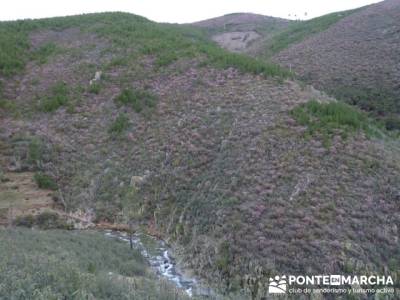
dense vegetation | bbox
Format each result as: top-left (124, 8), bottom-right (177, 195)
top-left (291, 100), bottom-right (384, 142)
top-left (0, 228), bottom-right (190, 300)
top-left (333, 86), bottom-right (400, 131)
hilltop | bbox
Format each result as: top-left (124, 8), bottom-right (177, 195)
top-left (191, 13), bottom-right (291, 54)
top-left (0, 11), bottom-right (399, 299)
top-left (273, 0), bottom-right (400, 129)
top-left (194, 1), bottom-right (400, 131)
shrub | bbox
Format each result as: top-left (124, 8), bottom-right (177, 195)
top-left (34, 172), bottom-right (58, 190)
top-left (216, 241), bottom-right (231, 273)
top-left (385, 116), bottom-right (400, 131)
top-left (109, 113), bottom-right (130, 135)
top-left (13, 214), bottom-right (36, 227)
top-left (88, 82), bottom-right (101, 94)
top-left (115, 88), bottom-right (156, 113)
top-left (27, 137), bottom-right (43, 164)
top-left (36, 211), bottom-right (63, 229)
top-left (0, 99), bottom-right (16, 111)
top-left (31, 42), bottom-right (58, 64)
top-left (39, 81), bottom-right (69, 112)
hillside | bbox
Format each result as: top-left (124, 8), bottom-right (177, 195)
top-left (191, 13), bottom-right (291, 54)
top-left (0, 12), bottom-right (399, 299)
top-left (273, 0), bottom-right (400, 129)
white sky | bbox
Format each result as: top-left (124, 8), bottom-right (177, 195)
top-left (0, 0), bottom-right (383, 23)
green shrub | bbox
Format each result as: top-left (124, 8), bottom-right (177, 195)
top-left (31, 42), bottom-right (58, 64)
top-left (88, 82), bottom-right (101, 94)
top-left (27, 137), bottom-right (43, 164)
top-left (216, 241), bottom-right (231, 273)
top-left (34, 172), bottom-right (58, 190)
top-left (13, 214), bottom-right (36, 227)
top-left (36, 211), bottom-right (66, 229)
top-left (109, 113), bottom-right (130, 135)
top-left (0, 99), bottom-right (16, 111)
top-left (291, 100), bottom-right (381, 142)
top-left (39, 81), bottom-right (69, 112)
top-left (115, 88), bottom-right (156, 113)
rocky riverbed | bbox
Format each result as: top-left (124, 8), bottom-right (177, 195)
top-left (105, 230), bottom-right (216, 298)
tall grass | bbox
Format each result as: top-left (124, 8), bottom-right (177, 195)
top-left (0, 228), bottom-right (191, 300)
top-left (291, 100), bottom-right (383, 143)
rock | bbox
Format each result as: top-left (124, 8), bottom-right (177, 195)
top-left (89, 71), bottom-right (102, 85)
top-left (130, 171), bottom-right (151, 188)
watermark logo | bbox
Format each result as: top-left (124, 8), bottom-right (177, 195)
top-left (266, 275), bottom-right (394, 295)
top-left (268, 275), bottom-right (287, 294)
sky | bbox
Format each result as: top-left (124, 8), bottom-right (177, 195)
top-left (0, 0), bottom-right (383, 23)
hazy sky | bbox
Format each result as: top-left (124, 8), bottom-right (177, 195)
top-left (0, 0), bottom-right (383, 23)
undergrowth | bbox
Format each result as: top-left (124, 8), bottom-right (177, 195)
top-left (115, 88), bottom-right (157, 113)
top-left (39, 81), bottom-right (69, 112)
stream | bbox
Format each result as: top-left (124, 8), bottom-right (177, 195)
top-left (105, 230), bottom-right (215, 298)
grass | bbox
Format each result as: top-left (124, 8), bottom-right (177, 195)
top-left (34, 172), bottom-right (58, 190)
top-left (0, 23), bottom-right (30, 76)
top-left (0, 99), bottom-right (16, 111)
top-left (109, 113), bottom-right (130, 135)
top-left (291, 100), bottom-right (383, 145)
top-left (262, 9), bottom-right (358, 57)
top-left (39, 81), bottom-right (69, 112)
top-left (0, 228), bottom-right (191, 300)
top-left (115, 88), bottom-right (157, 113)
top-left (88, 82), bottom-right (102, 94)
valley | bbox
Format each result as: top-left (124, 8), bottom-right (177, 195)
top-left (0, 1), bottom-right (399, 299)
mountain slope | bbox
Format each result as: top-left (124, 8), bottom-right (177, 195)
top-left (0, 12), bottom-right (399, 299)
top-left (273, 0), bottom-right (400, 129)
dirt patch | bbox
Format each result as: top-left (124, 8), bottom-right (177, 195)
top-left (212, 31), bottom-right (261, 53)
top-left (0, 171), bottom-right (55, 225)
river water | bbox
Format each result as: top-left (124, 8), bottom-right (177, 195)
top-left (105, 230), bottom-right (215, 298)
